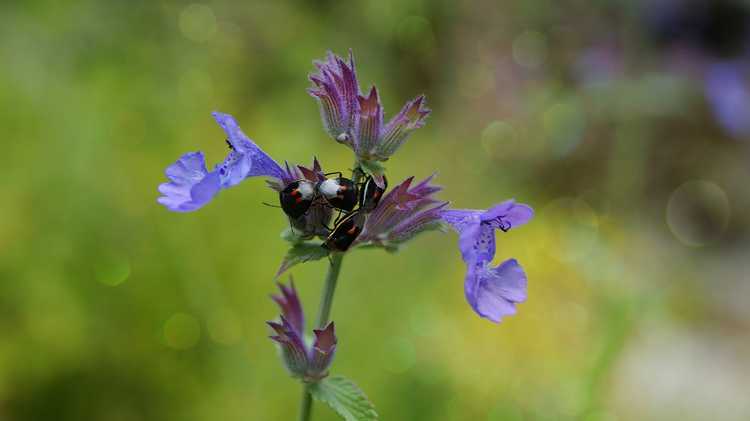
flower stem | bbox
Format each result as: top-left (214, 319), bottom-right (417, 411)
top-left (316, 253), bottom-right (344, 327)
top-left (298, 253), bottom-right (344, 421)
top-left (298, 384), bottom-right (313, 421)
top-left (298, 165), bottom-right (362, 421)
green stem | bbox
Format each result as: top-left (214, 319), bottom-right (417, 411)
top-left (298, 384), bottom-right (313, 421)
top-left (298, 253), bottom-right (345, 421)
top-left (316, 253), bottom-right (344, 327)
top-left (298, 164), bottom-right (361, 421)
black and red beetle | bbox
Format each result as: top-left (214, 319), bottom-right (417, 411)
top-left (279, 180), bottom-right (317, 219)
top-left (358, 175), bottom-right (387, 213)
top-left (317, 176), bottom-right (358, 212)
top-left (322, 210), bottom-right (365, 252)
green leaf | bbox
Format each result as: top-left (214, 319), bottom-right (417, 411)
top-left (276, 243), bottom-right (329, 277)
top-left (309, 376), bottom-right (378, 421)
top-left (359, 160), bottom-right (385, 177)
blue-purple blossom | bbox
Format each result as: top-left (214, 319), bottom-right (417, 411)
top-left (268, 280), bottom-right (337, 382)
top-left (156, 152), bottom-right (222, 212)
top-left (158, 112), bottom-right (288, 212)
top-left (309, 51), bottom-right (431, 161)
top-left (441, 200), bottom-right (534, 323)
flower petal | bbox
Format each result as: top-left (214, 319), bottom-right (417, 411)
top-left (211, 111), bottom-right (286, 180)
top-left (374, 95), bottom-right (430, 159)
top-left (308, 322), bottom-right (337, 380)
top-left (465, 259), bottom-right (527, 323)
top-left (268, 319), bottom-right (309, 377)
top-left (481, 200), bottom-right (534, 231)
top-left (441, 210), bottom-right (485, 262)
top-left (354, 86), bottom-right (383, 156)
top-left (157, 152), bottom-right (221, 212)
top-left (271, 280), bottom-right (305, 336)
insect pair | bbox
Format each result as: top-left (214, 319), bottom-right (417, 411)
top-left (279, 173), bottom-right (387, 220)
top-left (279, 173), bottom-right (388, 252)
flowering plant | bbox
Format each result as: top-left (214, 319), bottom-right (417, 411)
top-left (158, 50), bottom-right (533, 420)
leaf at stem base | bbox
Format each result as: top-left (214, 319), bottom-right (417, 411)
top-left (276, 243), bottom-right (329, 277)
top-left (309, 375), bottom-right (378, 421)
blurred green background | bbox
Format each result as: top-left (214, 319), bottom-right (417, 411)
top-left (2, 0), bottom-right (750, 420)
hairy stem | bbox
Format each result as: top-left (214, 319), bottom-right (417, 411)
top-left (298, 165), bottom-right (362, 421)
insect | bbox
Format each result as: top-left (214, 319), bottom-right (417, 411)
top-left (279, 180), bottom-right (317, 219)
top-left (322, 210), bottom-right (365, 252)
top-left (358, 175), bottom-right (387, 213)
top-left (317, 174), bottom-right (358, 212)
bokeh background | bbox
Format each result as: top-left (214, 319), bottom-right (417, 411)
top-left (2, 0), bottom-right (750, 420)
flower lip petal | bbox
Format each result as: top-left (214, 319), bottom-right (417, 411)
top-left (466, 259), bottom-right (528, 323)
top-left (158, 152), bottom-right (221, 212)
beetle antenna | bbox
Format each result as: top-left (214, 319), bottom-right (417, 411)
top-left (261, 202), bottom-right (282, 208)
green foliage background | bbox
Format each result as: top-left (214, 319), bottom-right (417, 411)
top-left (2, 1), bottom-right (749, 420)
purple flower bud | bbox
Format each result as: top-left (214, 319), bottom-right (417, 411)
top-left (268, 280), bottom-right (338, 381)
top-left (268, 318), bottom-right (309, 376)
top-left (308, 322), bottom-right (337, 381)
top-left (308, 51), bottom-right (360, 144)
top-left (357, 175), bottom-right (447, 246)
top-left (309, 51), bottom-right (431, 161)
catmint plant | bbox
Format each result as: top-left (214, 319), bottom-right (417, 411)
top-left (158, 50), bottom-right (533, 421)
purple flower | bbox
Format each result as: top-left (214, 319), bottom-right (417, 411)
top-left (158, 112), bottom-right (288, 212)
top-left (156, 152), bottom-right (222, 212)
top-left (356, 175), bottom-right (448, 247)
top-left (268, 280), bottom-right (337, 382)
top-left (441, 200), bottom-right (534, 323)
top-left (308, 51), bottom-right (431, 161)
